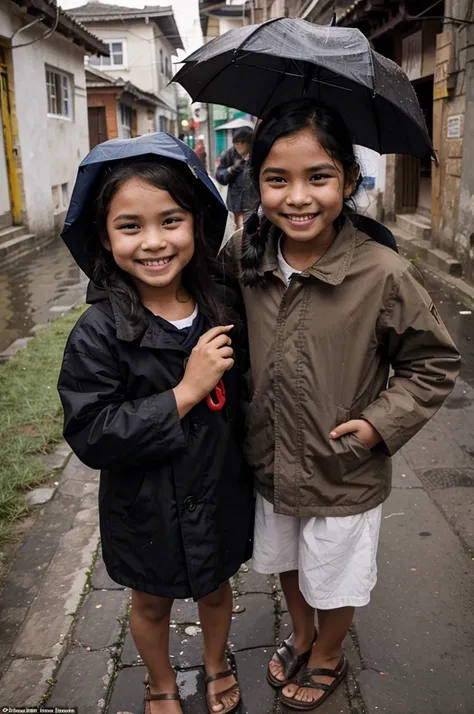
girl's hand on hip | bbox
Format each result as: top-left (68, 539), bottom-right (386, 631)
top-left (329, 419), bottom-right (382, 450)
top-left (173, 326), bottom-right (234, 417)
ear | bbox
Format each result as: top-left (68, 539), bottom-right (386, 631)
top-left (344, 164), bottom-right (361, 199)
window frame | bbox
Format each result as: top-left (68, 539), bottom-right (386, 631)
top-left (88, 39), bottom-right (127, 69)
top-left (45, 67), bottom-right (72, 119)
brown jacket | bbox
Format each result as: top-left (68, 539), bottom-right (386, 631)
top-left (229, 219), bottom-right (461, 517)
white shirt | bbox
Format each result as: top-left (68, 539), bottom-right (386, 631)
top-left (277, 239), bottom-right (301, 287)
top-left (167, 304), bottom-right (199, 329)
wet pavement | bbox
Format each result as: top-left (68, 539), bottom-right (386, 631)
top-left (0, 237), bottom-right (86, 353)
top-left (0, 250), bottom-right (473, 712)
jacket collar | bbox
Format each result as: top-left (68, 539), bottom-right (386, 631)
top-left (87, 281), bottom-right (184, 350)
top-left (257, 216), bottom-right (368, 286)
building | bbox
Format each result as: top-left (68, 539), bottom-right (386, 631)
top-left (300, 0), bottom-right (474, 283)
top-left (0, 0), bottom-right (107, 254)
top-left (68, 2), bottom-right (183, 136)
top-left (86, 65), bottom-right (168, 148)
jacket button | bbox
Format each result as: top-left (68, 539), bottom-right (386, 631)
top-left (184, 497), bottom-right (196, 512)
top-left (190, 418), bottom-right (200, 433)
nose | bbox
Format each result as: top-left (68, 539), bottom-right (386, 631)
top-left (285, 182), bottom-right (312, 208)
top-left (141, 229), bottom-right (166, 251)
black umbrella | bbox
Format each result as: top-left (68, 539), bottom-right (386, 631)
top-left (173, 18), bottom-right (433, 159)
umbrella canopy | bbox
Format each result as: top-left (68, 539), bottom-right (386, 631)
top-left (215, 117), bottom-right (255, 131)
top-left (61, 132), bottom-right (227, 279)
top-left (173, 18), bottom-right (433, 159)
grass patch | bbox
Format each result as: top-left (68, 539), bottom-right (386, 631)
top-left (0, 305), bottom-right (87, 558)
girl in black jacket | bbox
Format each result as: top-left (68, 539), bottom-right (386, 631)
top-left (58, 147), bottom-right (253, 714)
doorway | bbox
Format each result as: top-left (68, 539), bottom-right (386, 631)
top-left (88, 106), bottom-right (107, 149)
top-left (413, 76), bottom-right (434, 217)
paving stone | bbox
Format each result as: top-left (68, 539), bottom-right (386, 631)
top-left (0, 607), bottom-right (29, 675)
top-left (278, 611), bottom-right (292, 641)
top-left (228, 594), bottom-right (276, 652)
top-left (47, 650), bottom-right (112, 712)
top-left (14, 523), bottom-right (100, 658)
top-left (73, 590), bottom-right (130, 650)
top-left (0, 337), bottom-right (33, 361)
top-left (0, 657), bottom-right (56, 706)
top-left (237, 566), bottom-right (276, 594)
top-left (391, 451), bottom-right (423, 489)
top-left (58, 478), bottom-right (99, 499)
top-left (35, 492), bottom-right (81, 534)
top-left (73, 506), bottom-right (99, 526)
top-left (178, 668), bottom-right (208, 714)
top-left (121, 631), bottom-right (142, 666)
top-left (107, 665), bottom-right (147, 714)
top-left (25, 487), bottom-right (56, 506)
top-left (430, 486), bottom-right (474, 550)
top-left (34, 448), bottom-right (70, 471)
top-left (234, 648), bottom-right (276, 714)
top-left (170, 623), bottom-right (203, 668)
top-left (0, 529), bottom-right (62, 612)
top-left (92, 556), bottom-right (125, 591)
top-left (171, 598), bottom-right (200, 624)
top-left (61, 453), bottom-right (98, 482)
top-left (82, 492), bottom-right (100, 509)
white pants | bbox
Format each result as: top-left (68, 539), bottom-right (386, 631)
top-left (252, 494), bottom-right (382, 609)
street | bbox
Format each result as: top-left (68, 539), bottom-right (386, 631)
top-left (0, 268), bottom-right (473, 714)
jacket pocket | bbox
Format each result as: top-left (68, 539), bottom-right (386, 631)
top-left (123, 473), bottom-right (155, 526)
top-left (326, 406), bottom-right (373, 477)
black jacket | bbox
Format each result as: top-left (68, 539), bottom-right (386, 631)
top-left (215, 147), bottom-right (258, 213)
top-left (58, 286), bottom-right (254, 600)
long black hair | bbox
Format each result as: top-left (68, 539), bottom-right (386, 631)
top-left (241, 99), bottom-right (362, 286)
top-left (92, 157), bottom-right (232, 329)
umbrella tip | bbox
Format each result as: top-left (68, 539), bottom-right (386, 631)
top-left (328, 12), bottom-right (337, 26)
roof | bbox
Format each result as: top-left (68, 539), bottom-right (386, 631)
top-left (9, 0), bottom-right (109, 55)
top-left (85, 65), bottom-right (175, 111)
top-left (68, 2), bottom-right (183, 51)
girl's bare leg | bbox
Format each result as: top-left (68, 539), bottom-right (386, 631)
top-left (130, 590), bottom-right (182, 713)
top-left (198, 581), bottom-right (239, 713)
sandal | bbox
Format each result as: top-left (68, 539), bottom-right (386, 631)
top-left (267, 631), bottom-right (317, 689)
top-left (144, 683), bottom-right (181, 713)
top-left (205, 668), bottom-right (241, 714)
top-left (279, 653), bottom-right (348, 710)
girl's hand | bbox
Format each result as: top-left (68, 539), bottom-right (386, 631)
top-left (173, 326), bottom-right (234, 417)
top-left (329, 419), bottom-right (382, 450)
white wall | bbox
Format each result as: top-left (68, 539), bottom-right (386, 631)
top-left (136, 105), bottom-right (156, 135)
top-left (88, 21), bottom-right (157, 94)
top-left (0, 4), bottom-right (89, 237)
top-left (218, 17), bottom-right (245, 35)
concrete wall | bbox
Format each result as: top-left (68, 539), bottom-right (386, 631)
top-left (0, 4), bottom-right (89, 237)
top-left (136, 105), bottom-right (156, 135)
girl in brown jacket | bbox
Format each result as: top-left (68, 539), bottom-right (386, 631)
top-left (229, 99), bottom-right (460, 710)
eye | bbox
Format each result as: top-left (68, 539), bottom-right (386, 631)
top-left (163, 217), bottom-right (182, 227)
top-left (310, 173), bottom-right (330, 182)
top-left (119, 222), bottom-right (140, 231)
top-left (266, 176), bottom-right (286, 184)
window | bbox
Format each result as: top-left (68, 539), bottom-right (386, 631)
top-left (46, 68), bottom-right (72, 118)
top-left (120, 103), bottom-right (133, 138)
top-left (88, 40), bottom-right (127, 69)
top-left (165, 56), bottom-right (170, 78)
top-left (160, 49), bottom-right (164, 73)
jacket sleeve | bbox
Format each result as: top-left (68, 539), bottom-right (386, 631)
top-left (58, 331), bottom-right (187, 470)
top-left (360, 262), bottom-right (461, 455)
top-left (215, 149), bottom-right (236, 186)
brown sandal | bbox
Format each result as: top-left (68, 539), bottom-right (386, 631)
top-left (267, 631), bottom-right (317, 689)
top-left (205, 669), bottom-right (241, 714)
top-left (144, 683), bottom-right (181, 713)
top-left (279, 653), bottom-right (348, 710)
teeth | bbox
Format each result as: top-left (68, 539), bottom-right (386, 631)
top-left (141, 258), bottom-right (171, 266)
top-left (287, 214), bottom-right (316, 222)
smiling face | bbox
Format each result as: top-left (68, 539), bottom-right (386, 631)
top-left (259, 127), bottom-right (354, 246)
top-left (104, 176), bottom-right (195, 298)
